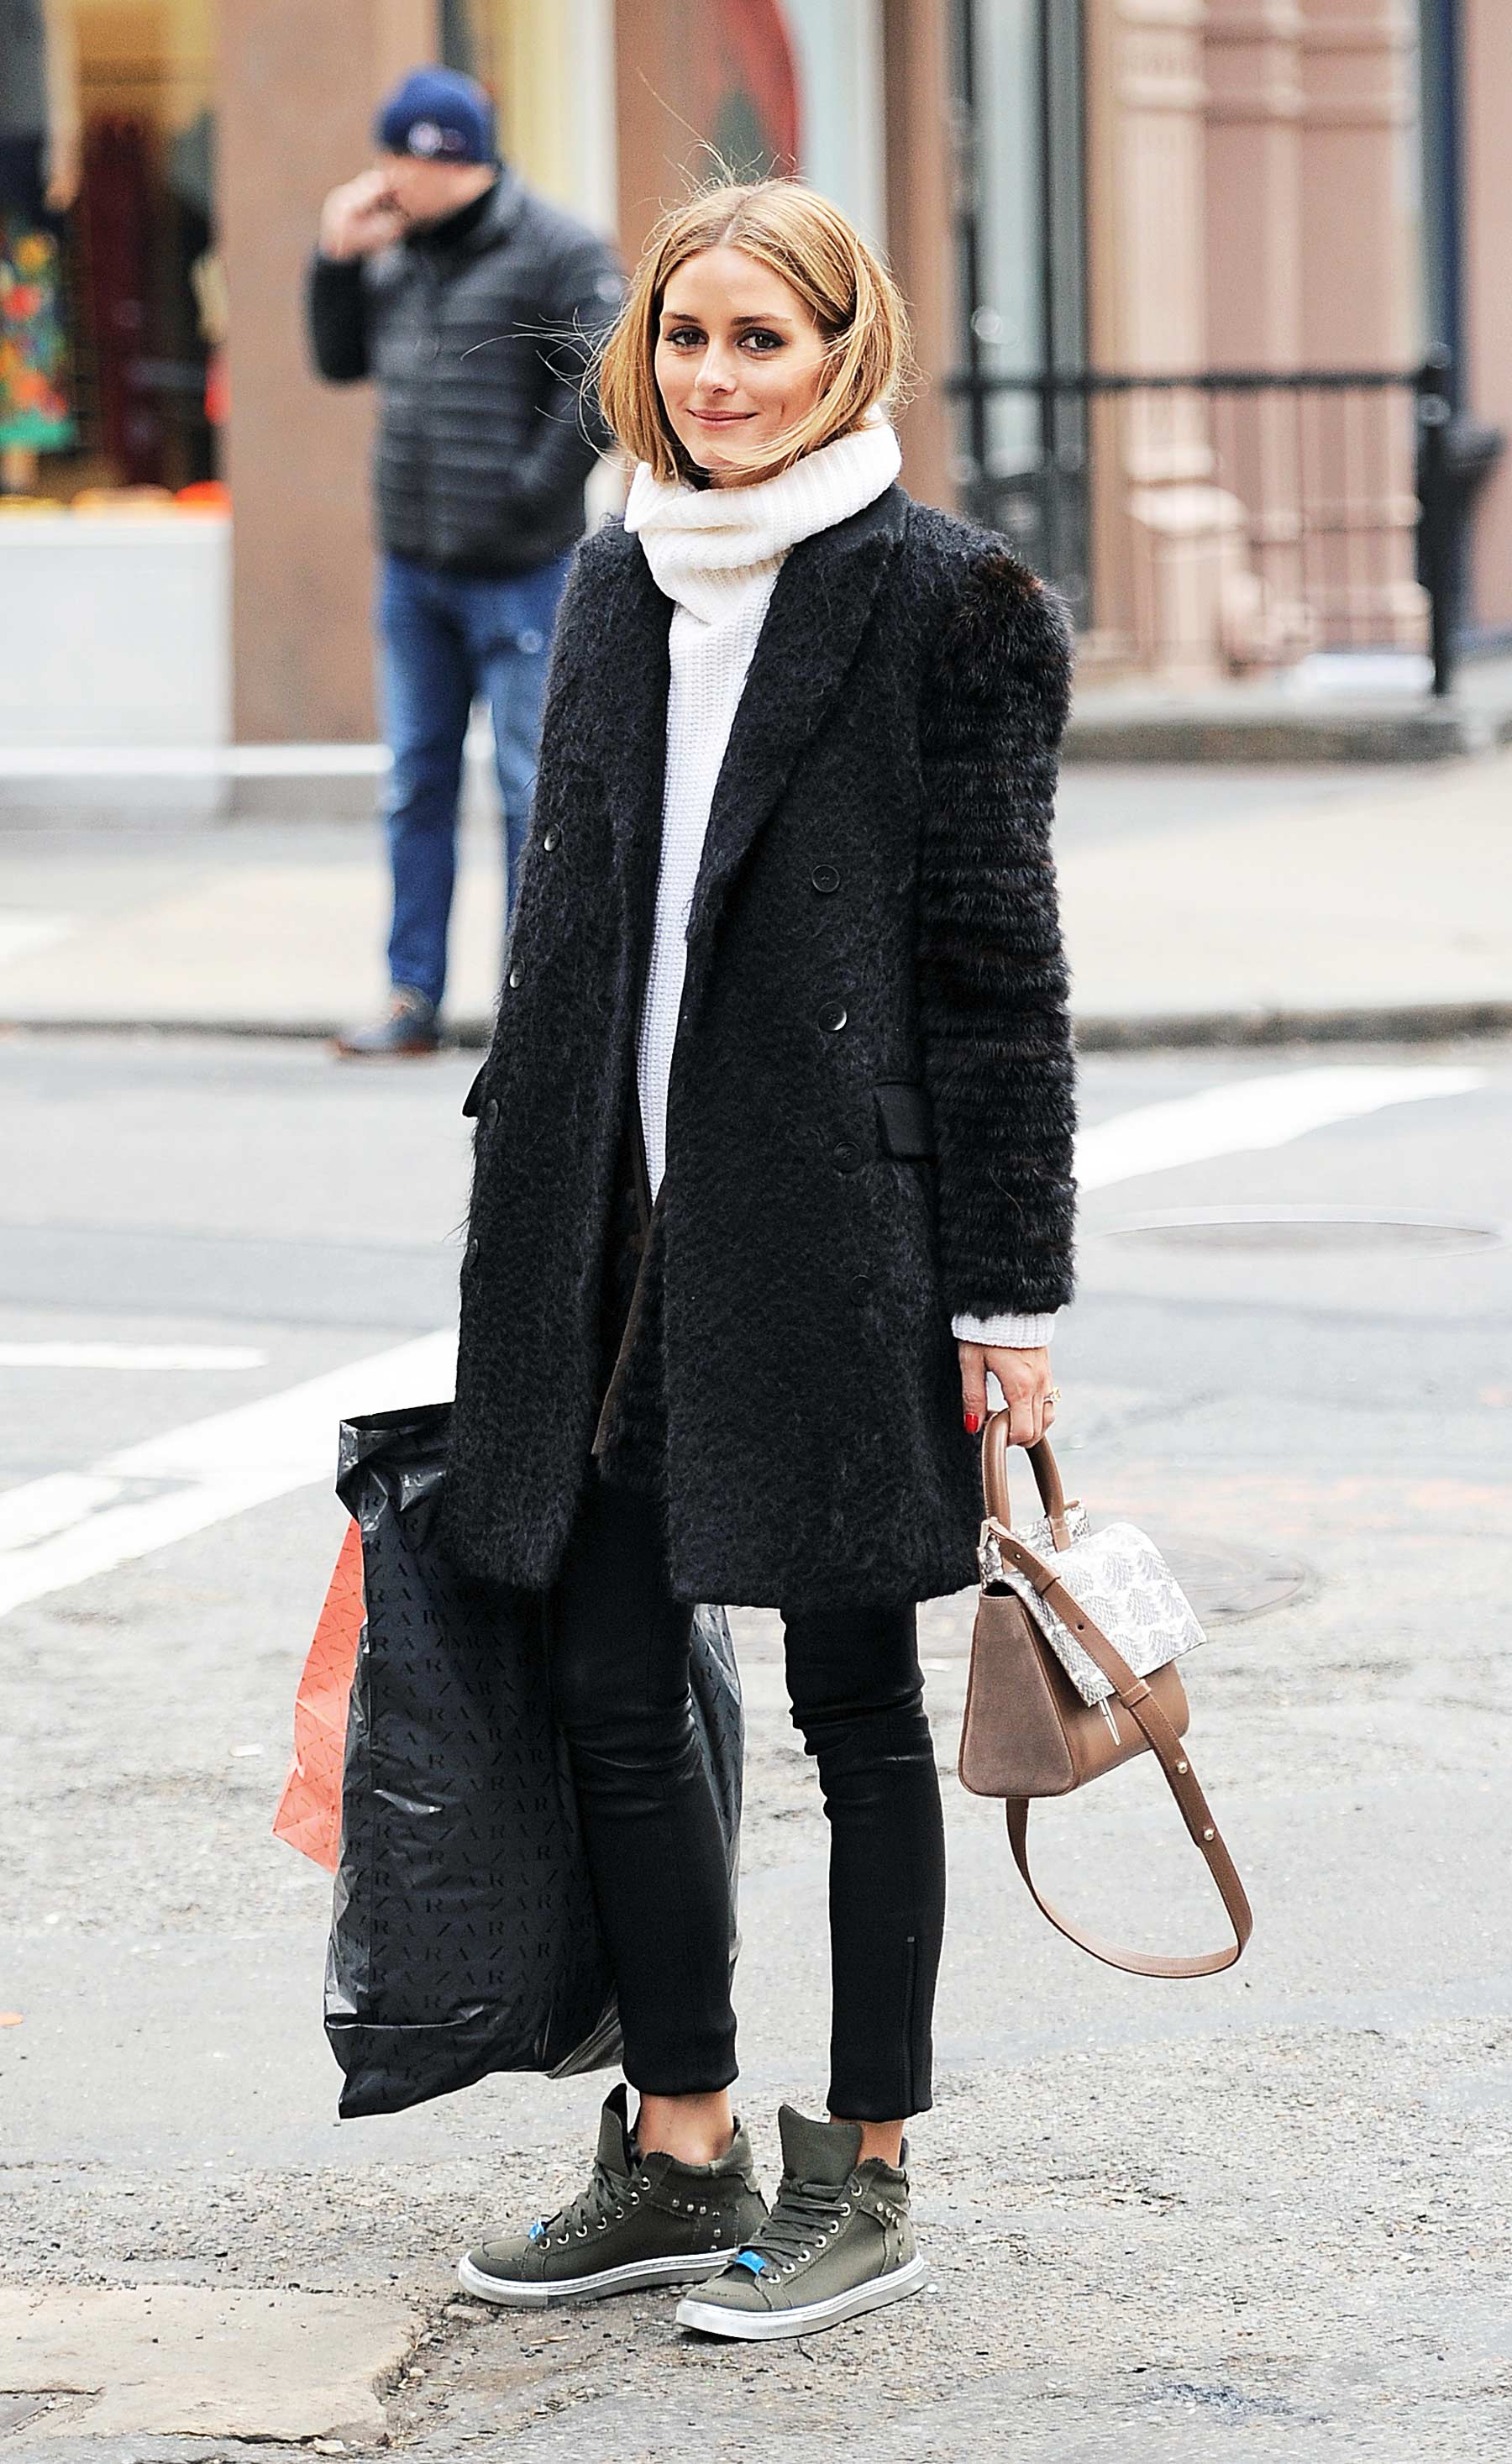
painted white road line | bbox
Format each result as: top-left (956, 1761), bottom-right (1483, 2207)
top-left (0, 1061), bottom-right (1486, 1619)
top-left (0, 1342), bottom-right (268, 1370)
top-left (0, 1329), bottom-right (455, 1620)
top-left (0, 912), bottom-right (78, 966)
top-left (0, 1473), bottom-right (124, 1554)
top-left (1075, 1064), bottom-right (1484, 1193)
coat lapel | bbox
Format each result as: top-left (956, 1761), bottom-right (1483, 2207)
top-left (684, 482), bottom-right (908, 951)
top-left (592, 535), bottom-right (674, 958)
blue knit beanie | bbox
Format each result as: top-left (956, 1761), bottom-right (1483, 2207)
top-left (375, 67), bottom-right (496, 165)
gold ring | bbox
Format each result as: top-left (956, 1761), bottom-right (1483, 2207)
top-left (1047, 1386), bottom-right (1062, 1404)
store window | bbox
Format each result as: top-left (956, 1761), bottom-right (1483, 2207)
top-left (0, 0), bottom-right (220, 509)
top-left (951, 0), bottom-right (1086, 598)
top-left (614, 0), bottom-right (886, 243)
top-left (781, 0), bottom-right (885, 244)
top-left (441, 0), bottom-right (617, 228)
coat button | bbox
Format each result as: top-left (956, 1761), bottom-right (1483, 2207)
top-left (464, 1237), bottom-right (480, 1269)
top-left (811, 864), bottom-right (840, 894)
top-left (483, 1097), bottom-right (500, 1130)
top-left (817, 1001), bottom-right (848, 1032)
top-left (507, 963), bottom-right (523, 989)
top-left (833, 1140), bottom-right (861, 1173)
top-left (849, 1270), bottom-right (874, 1300)
top-left (542, 826), bottom-right (559, 852)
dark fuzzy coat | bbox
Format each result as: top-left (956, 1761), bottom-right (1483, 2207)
top-left (443, 481), bottom-right (1075, 1609)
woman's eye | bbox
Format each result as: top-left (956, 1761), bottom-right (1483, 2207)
top-left (742, 330), bottom-right (782, 352)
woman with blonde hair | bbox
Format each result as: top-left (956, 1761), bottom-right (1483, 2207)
top-left (444, 176), bottom-right (1074, 2339)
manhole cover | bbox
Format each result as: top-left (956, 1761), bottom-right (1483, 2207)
top-left (1099, 1206), bottom-right (1502, 1255)
top-left (1156, 1531), bottom-right (1310, 1624)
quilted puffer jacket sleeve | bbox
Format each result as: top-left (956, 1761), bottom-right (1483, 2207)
top-left (916, 549), bottom-right (1077, 1323)
top-left (306, 252), bottom-right (370, 383)
top-left (501, 238), bottom-right (627, 524)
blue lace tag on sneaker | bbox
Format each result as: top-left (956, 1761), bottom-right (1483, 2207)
top-left (732, 2251), bottom-right (768, 2275)
top-left (528, 2221), bottom-right (546, 2244)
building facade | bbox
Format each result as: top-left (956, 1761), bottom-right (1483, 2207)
top-left (1, 0), bottom-right (1507, 751)
top-left (953, 2), bottom-right (1508, 682)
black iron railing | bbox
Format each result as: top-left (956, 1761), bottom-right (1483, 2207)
top-left (945, 354), bottom-right (1470, 696)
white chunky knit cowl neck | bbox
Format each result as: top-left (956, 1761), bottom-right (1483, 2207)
top-left (624, 416), bottom-right (903, 626)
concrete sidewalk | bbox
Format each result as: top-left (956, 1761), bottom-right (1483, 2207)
top-left (1, 751), bottom-right (1509, 1048)
top-left (1065, 646), bottom-right (1512, 764)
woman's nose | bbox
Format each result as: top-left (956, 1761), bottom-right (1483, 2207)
top-left (694, 349), bottom-right (738, 396)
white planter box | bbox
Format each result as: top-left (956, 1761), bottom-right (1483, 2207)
top-left (0, 512), bottom-right (230, 750)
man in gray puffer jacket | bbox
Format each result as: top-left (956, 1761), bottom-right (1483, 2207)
top-left (308, 66), bottom-right (625, 1056)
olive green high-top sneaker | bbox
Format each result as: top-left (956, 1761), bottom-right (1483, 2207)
top-left (675, 2104), bottom-right (930, 2340)
top-left (458, 2085), bottom-right (768, 2307)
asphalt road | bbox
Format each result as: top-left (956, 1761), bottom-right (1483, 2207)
top-left (2, 1028), bottom-right (1509, 2463)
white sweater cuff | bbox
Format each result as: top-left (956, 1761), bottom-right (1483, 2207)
top-left (952, 1310), bottom-right (1056, 1350)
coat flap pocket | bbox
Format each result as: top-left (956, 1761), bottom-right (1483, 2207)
top-left (462, 1064), bottom-right (489, 1120)
top-left (874, 1081), bottom-right (936, 1159)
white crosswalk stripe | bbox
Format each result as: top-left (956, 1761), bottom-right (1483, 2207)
top-left (0, 1332), bottom-right (455, 1618)
top-left (0, 1063), bottom-right (1487, 1616)
top-left (0, 1342), bottom-right (266, 1370)
top-left (1075, 1064), bottom-right (1483, 1191)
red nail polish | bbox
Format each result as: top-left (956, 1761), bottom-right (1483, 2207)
top-left (963, 1412), bottom-right (981, 1435)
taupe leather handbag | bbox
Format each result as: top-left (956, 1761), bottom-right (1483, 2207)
top-left (959, 1412), bottom-right (1252, 1977)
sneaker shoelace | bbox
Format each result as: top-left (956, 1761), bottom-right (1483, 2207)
top-left (732, 2172), bottom-right (856, 2277)
top-left (528, 2156), bottom-right (643, 2250)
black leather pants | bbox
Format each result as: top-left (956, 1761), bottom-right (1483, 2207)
top-left (545, 1110), bottom-right (947, 2119)
top-left (545, 1467), bottom-right (946, 2118)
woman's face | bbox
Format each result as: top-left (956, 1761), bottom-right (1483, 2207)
top-left (654, 246), bottom-right (832, 486)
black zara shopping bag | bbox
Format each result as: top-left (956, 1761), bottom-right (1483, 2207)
top-left (322, 1402), bottom-right (743, 2118)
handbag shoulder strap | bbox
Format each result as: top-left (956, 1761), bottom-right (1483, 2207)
top-left (991, 1517), bottom-right (1253, 1978)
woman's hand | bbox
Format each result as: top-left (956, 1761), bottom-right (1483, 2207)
top-left (958, 1343), bottom-right (1056, 1448)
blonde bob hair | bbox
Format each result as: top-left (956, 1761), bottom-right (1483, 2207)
top-left (593, 177), bottom-right (915, 490)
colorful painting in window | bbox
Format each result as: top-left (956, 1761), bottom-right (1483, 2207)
top-left (696, 0), bottom-right (801, 181)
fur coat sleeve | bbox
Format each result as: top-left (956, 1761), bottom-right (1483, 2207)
top-left (916, 549), bottom-right (1077, 1323)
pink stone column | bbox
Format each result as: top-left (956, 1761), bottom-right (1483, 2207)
top-left (1085, 0), bottom-right (1260, 681)
top-left (1296, 0), bottom-right (1425, 649)
top-left (1460, 0), bottom-right (1512, 632)
top-left (219, 0), bottom-right (434, 743)
top-left (1202, 2), bottom-right (1314, 659)
top-left (1205, 2), bottom-right (1304, 365)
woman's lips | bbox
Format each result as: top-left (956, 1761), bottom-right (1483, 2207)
top-left (690, 410), bottom-right (753, 426)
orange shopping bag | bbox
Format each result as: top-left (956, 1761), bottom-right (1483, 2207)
top-left (273, 1520), bottom-right (364, 1872)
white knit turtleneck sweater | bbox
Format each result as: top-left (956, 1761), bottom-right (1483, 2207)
top-left (624, 420), bottom-right (1053, 1353)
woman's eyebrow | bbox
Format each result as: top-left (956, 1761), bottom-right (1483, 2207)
top-left (659, 307), bottom-right (795, 328)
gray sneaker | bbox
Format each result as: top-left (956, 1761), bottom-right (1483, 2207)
top-left (675, 2104), bottom-right (930, 2341)
top-left (458, 2086), bottom-right (768, 2307)
top-left (333, 987), bottom-right (440, 1059)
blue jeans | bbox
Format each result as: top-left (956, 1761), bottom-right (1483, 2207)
top-left (378, 549), bottom-right (574, 1011)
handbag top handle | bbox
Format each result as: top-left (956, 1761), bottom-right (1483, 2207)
top-left (980, 1416), bottom-right (1073, 1551)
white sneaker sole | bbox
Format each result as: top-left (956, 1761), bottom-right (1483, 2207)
top-left (457, 2249), bottom-right (730, 2308)
top-left (675, 2251), bottom-right (931, 2340)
